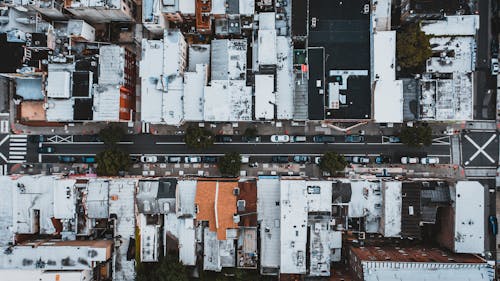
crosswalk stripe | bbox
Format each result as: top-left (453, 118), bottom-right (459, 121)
top-left (10, 151), bottom-right (26, 155)
top-left (9, 155), bottom-right (25, 159)
top-left (9, 143), bottom-right (26, 147)
top-left (10, 147), bottom-right (26, 151)
top-left (10, 134), bottom-right (27, 138)
top-left (9, 160), bottom-right (25, 163)
top-left (10, 139), bottom-right (27, 143)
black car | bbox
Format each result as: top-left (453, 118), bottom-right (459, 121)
top-left (202, 156), bottom-right (218, 163)
top-left (215, 135), bottom-right (233, 142)
top-left (272, 156), bottom-right (289, 163)
top-left (312, 135), bottom-right (335, 143)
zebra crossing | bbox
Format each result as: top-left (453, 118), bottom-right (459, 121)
top-left (9, 134), bottom-right (27, 164)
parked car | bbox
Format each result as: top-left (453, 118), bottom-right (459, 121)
top-left (492, 58), bottom-right (499, 75)
top-left (202, 156), bottom-right (218, 163)
top-left (420, 157), bottom-right (439, 164)
top-left (58, 156), bottom-right (76, 163)
top-left (388, 136), bottom-right (400, 143)
top-left (352, 156), bottom-right (370, 164)
top-left (215, 135), bottom-right (233, 142)
top-left (311, 17), bottom-right (317, 28)
top-left (375, 156), bottom-right (391, 164)
top-left (38, 146), bottom-right (55, 153)
top-left (314, 156), bottom-right (321, 165)
top-left (81, 156), bottom-right (96, 163)
top-left (489, 215), bottom-right (498, 236)
top-left (141, 155), bottom-right (158, 163)
top-left (401, 157), bottom-right (419, 164)
top-left (184, 156), bottom-right (202, 163)
top-left (242, 136), bottom-right (261, 142)
top-left (312, 135), bottom-right (335, 143)
top-left (271, 135), bottom-right (290, 143)
top-left (345, 135), bottom-right (365, 143)
top-left (241, 155), bottom-right (250, 163)
top-left (290, 136), bottom-right (307, 142)
top-left (272, 156), bottom-right (289, 163)
top-left (293, 155), bottom-right (311, 163)
top-left (167, 156), bottom-right (182, 163)
top-left (344, 156), bottom-right (354, 163)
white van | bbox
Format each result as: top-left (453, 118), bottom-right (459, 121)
top-left (290, 136), bottom-right (307, 142)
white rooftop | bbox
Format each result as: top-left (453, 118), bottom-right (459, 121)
top-left (0, 177), bottom-right (14, 247)
top-left (309, 221), bottom-right (331, 276)
top-left (372, 0), bottom-right (391, 31)
top-left (257, 177), bottom-right (281, 272)
top-left (92, 85), bottom-right (121, 121)
top-left (178, 0), bottom-right (195, 14)
top-left (306, 180), bottom-right (332, 212)
top-left (164, 30), bottom-right (186, 77)
top-left (211, 0), bottom-right (226, 15)
top-left (178, 218), bottom-right (196, 266)
top-left (454, 181), bottom-right (485, 254)
top-left (203, 80), bottom-right (252, 121)
top-left (46, 71), bottom-right (71, 98)
top-left (86, 179), bottom-right (109, 219)
top-left (379, 181), bottom-right (402, 237)
top-left (140, 39), bottom-right (164, 123)
top-left (348, 180), bottom-right (383, 233)
top-left (176, 180), bottom-right (198, 217)
top-left (211, 39), bottom-right (247, 81)
top-left (373, 31), bottom-right (403, 123)
top-left (258, 30), bottom-right (277, 65)
top-left (183, 64), bottom-right (207, 121)
top-left (45, 99), bottom-right (75, 122)
top-left (98, 45), bottom-right (125, 85)
top-left (276, 36), bottom-right (294, 120)
top-left (203, 229), bottom-right (222, 271)
top-left (421, 15), bottom-right (479, 36)
top-left (255, 74), bottom-right (275, 120)
top-left (188, 44), bottom-right (210, 72)
top-left (53, 179), bottom-right (77, 219)
top-left (259, 12), bottom-right (276, 30)
top-left (280, 180), bottom-right (307, 274)
top-left (162, 75), bottom-right (184, 125)
top-left (426, 36), bottom-right (475, 74)
top-left (239, 0), bottom-right (255, 15)
top-left (0, 270), bottom-right (91, 281)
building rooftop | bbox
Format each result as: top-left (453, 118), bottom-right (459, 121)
top-left (183, 64), bottom-right (207, 121)
top-left (176, 180), bottom-right (198, 217)
top-left (188, 44), bottom-right (210, 71)
top-left (195, 179), bottom-right (238, 240)
top-left (280, 179), bottom-right (307, 274)
top-left (373, 31), bottom-right (403, 123)
top-left (92, 84), bottom-right (121, 121)
top-left (258, 30), bottom-right (277, 66)
top-left (211, 39), bottom-right (247, 81)
top-left (454, 181), bottom-right (485, 254)
top-left (15, 77), bottom-right (44, 100)
top-left (98, 45), bottom-right (124, 85)
top-left (140, 39), bottom-right (164, 123)
top-left (275, 36), bottom-right (294, 120)
top-left (85, 179), bottom-right (109, 219)
top-left (255, 74), bottom-right (275, 120)
top-left (203, 80), bottom-right (252, 121)
top-left (421, 15), bottom-right (479, 36)
top-left (257, 177), bottom-right (281, 274)
top-left (379, 181), bottom-right (402, 237)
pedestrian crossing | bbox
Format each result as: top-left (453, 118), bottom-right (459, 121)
top-left (0, 164), bottom-right (8, 175)
top-left (0, 120), bottom-right (9, 134)
top-left (9, 134), bottom-right (27, 164)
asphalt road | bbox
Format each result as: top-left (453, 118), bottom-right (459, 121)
top-left (31, 134), bottom-right (452, 164)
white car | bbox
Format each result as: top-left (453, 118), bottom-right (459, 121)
top-left (314, 156), bottom-right (321, 165)
top-left (241, 155), bottom-right (250, 163)
top-left (420, 157), bottom-right (439, 164)
top-left (271, 135), bottom-right (290, 143)
top-left (492, 58), bottom-right (499, 75)
top-left (141, 155), bottom-right (158, 163)
top-left (184, 156), bottom-right (202, 163)
top-left (401, 157), bottom-right (419, 164)
top-left (311, 17), bottom-right (317, 28)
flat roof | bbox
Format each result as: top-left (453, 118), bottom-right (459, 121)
top-left (292, 0), bottom-right (307, 36)
top-left (162, 75), bottom-right (184, 125)
top-left (258, 30), bottom-right (277, 65)
top-left (203, 80), bottom-right (252, 121)
top-left (421, 15), bottom-right (479, 36)
top-left (454, 181), bottom-right (485, 254)
top-left (15, 77), bottom-right (43, 100)
top-left (86, 179), bottom-right (109, 219)
top-left (92, 84), bottom-right (120, 121)
top-left (46, 98), bottom-right (75, 122)
top-left (188, 44), bottom-right (210, 72)
top-left (98, 45), bottom-right (124, 85)
top-left (239, 0), bottom-right (254, 15)
top-left (183, 64), bottom-right (207, 121)
top-left (255, 74), bottom-right (275, 120)
top-left (307, 47), bottom-right (325, 120)
top-left (280, 180), bottom-right (307, 274)
top-left (164, 30), bottom-right (185, 77)
top-left (178, 218), bottom-right (196, 265)
top-left (211, 39), bottom-right (247, 81)
top-left (309, 221), bottom-right (331, 276)
top-left (257, 177), bottom-right (281, 272)
top-left (348, 180), bottom-right (383, 233)
top-left (372, 0), bottom-right (391, 31)
top-left (0, 177), bottom-right (14, 247)
top-left (259, 12), bottom-right (276, 30)
top-left (176, 180), bottom-right (198, 217)
top-left (306, 180), bottom-right (332, 212)
top-left (140, 39), bottom-right (164, 123)
top-left (427, 36), bottom-right (475, 73)
top-left (53, 179), bottom-right (77, 219)
top-left (373, 31), bottom-right (403, 123)
top-left (379, 181), bottom-right (402, 237)
top-left (276, 36), bottom-right (294, 120)
top-left (47, 71), bottom-right (71, 98)
top-left (179, 0), bottom-right (195, 14)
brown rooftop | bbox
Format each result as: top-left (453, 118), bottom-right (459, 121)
top-left (350, 246), bottom-right (486, 264)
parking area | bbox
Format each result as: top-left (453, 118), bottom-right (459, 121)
top-left (308, 0), bottom-right (371, 120)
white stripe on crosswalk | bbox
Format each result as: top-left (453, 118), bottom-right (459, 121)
top-left (10, 134), bottom-right (27, 138)
top-left (10, 138), bottom-right (27, 143)
top-left (10, 151), bottom-right (27, 155)
top-left (9, 160), bottom-right (25, 163)
top-left (10, 142), bottom-right (26, 147)
top-left (9, 155), bottom-right (25, 160)
top-left (10, 147), bottom-right (27, 151)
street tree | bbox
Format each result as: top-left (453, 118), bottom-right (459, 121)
top-left (98, 124), bottom-right (125, 146)
top-left (136, 256), bottom-right (188, 281)
top-left (96, 148), bottom-right (130, 176)
top-left (218, 152), bottom-right (242, 177)
top-left (243, 126), bottom-right (258, 138)
top-left (396, 23), bottom-right (432, 71)
top-left (184, 126), bottom-right (214, 149)
top-left (400, 125), bottom-right (432, 147)
top-left (319, 151), bottom-right (347, 175)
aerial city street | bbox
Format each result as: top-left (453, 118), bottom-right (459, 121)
top-left (0, 0), bottom-right (498, 280)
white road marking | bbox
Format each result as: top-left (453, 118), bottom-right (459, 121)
top-left (464, 134), bottom-right (496, 164)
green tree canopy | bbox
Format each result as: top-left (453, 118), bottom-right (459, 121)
top-left (396, 23), bottom-right (432, 70)
top-left (184, 126), bottom-right (214, 149)
top-left (400, 125), bottom-right (432, 147)
top-left (96, 148), bottom-right (130, 176)
top-left (319, 151), bottom-right (347, 175)
top-left (136, 256), bottom-right (188, 281)
top-left (98, 124), bottom-right (125, 146)
top-left (218, 152), bottom-right (242, 177)
top-left (243, 126), bottom-right (258, 138)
